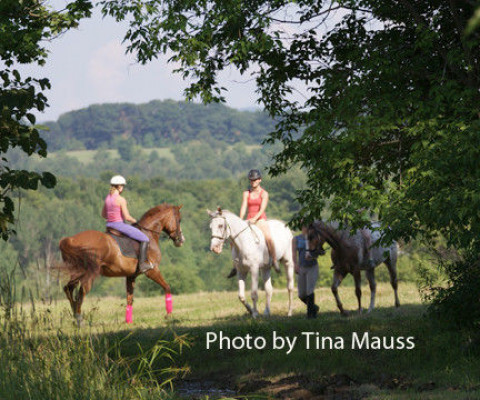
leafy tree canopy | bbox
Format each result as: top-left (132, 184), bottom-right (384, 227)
top-left (0, 0), bottom-right (93, 239)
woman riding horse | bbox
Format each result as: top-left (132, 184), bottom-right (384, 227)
top-left (101, 175), bottom-right (152, 272)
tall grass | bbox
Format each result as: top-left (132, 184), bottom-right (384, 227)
top-left (0, 270), bottom-right (189, 400)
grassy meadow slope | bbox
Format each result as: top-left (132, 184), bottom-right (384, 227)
top-left (4, 282), bottom-right (478, 400)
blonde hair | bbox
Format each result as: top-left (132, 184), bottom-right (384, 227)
top-left (109, 185), bottom-right (123, 195)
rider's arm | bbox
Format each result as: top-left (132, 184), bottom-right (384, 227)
top-left (250, 190), bottom-right (269, 222)
top-left (118, 197), bottom-right (137, 224)
top-left (239, 191), bottom-right (249, 219)
top-left (101, 204), bottom-right (107, 219)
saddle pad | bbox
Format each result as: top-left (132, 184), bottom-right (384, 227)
top-left (108, 233), bottom-right (140, 259)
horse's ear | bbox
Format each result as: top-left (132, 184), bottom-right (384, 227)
top-left (207, 209), bottom-right (215, 218)
top-left (178, 204), bottom-right (183, 210)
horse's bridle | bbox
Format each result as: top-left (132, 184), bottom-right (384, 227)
top-left (210, 216), bottom-right (231, 242)
top-left (307, 224), bottom-right (327, 257)
top-left (210, 216), bottom-right (254, 244)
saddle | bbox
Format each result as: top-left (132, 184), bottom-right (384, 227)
top-left (106, 228), bottom-right (140, 259)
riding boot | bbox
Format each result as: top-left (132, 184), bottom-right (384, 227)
top-left (138, 241), bottom-right (153, 273)
top-left (266, 238), bottom-right (280, 273)
top-left (306, 293), bottom-right (319, 319)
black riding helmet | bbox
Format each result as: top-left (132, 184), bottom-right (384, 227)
top-left (248, 169), bottom-right (262, 180)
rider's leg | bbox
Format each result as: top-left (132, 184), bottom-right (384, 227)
top-left (107, 222), bottom-right (152, 272)
top-left (138, 240), bottom-right (153, 272)
top-left (256, 220), bottom-right (279, 272)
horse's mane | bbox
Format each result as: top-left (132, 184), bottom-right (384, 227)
top-left (139, 203), bottom-right (175, 222)
top-left (215, 210), bottom-right (246, 223)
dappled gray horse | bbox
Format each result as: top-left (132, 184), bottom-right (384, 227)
top-left (308, 221), bottom-right (400, 315)
top-left (208, 208), bottom-right (294, 317)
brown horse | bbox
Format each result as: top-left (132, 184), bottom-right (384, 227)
top-left (307, 220), bottom-right (399, 316)
top-left (59, 203), bottom-right (184, 325)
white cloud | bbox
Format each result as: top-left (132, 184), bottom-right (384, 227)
top-left (87, 41), bottom-right (134, 100)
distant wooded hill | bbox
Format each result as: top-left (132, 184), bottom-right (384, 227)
top-left (41, 100), bottom-right (275, 151)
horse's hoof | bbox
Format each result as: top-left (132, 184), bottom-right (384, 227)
top-left (341, 311), bottom-right (349, 317)
top-left (75, 314), bottom-right (83, 328)
top-left (287, 310), bottom-right (293, 317)
top-left (263, 309), bottom-right (271, 317)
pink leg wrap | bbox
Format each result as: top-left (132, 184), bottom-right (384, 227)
top-left (165, 293), bottom-right (173, 314)
top-left (125, 305), bottom-right (133, 323)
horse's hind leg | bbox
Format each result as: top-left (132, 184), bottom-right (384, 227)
top-left (365, 269), bottom-right (376, 313)
top-left (332, 270), bottom-right (347, 316)
top-left (63, 278), bottom-right (79, 315)
top-left (284, 257), bottom-right (295, 317)
top-left (74, 285), bottom-right (86, 327)
top-left (125, 276), bottom-right (136, 323)
top-left (385, 254), bottom-right (400, 308)
top-left (261, 269), bottom-right (272, 317)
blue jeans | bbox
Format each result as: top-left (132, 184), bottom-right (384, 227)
top-left (106, 222), bottom-right (149, 242)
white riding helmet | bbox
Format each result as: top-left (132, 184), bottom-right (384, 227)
top-left (110, 175), bottom-right (127, 185)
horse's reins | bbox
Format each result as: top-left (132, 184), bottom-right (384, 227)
top-left (308, 224), bottom-right (330, 255)
top-left (136, 222), bottom-right (183, 244)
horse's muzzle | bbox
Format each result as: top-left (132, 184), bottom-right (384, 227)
top-left (174, 234), bottom-right (185, 247)
top-left (210, 239), bottom-right (223, 254)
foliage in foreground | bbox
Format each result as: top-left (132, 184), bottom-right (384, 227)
top-left (0, 312), bottom-right (189, 400)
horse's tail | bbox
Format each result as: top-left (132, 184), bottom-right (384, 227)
top-left (56, 237), bottom-right (101, 293)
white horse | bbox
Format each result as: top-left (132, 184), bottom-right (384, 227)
top-left (208, 208), bottom-right (294, 317)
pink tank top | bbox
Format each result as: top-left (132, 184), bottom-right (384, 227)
top-left (247, 189), bottom-right (267, 220)
top-left (105, 193), bottom-right (123, 222)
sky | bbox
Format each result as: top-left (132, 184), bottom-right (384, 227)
top-left (20, 2), bottom-right (263, 123)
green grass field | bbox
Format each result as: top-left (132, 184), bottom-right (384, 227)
top-left (3, 282), bottom-right (478, 399)
top-left (48, 144), bottom-right (261, 165)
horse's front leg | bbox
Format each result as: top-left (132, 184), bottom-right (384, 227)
top-left (353, 269), bottom-right (362, 313)
top-left (332, 269), bottom-right (347, 316)
top-left (250, 267), bottom-right (260, 318)
top-left (145, 267), bottom-right (170, 293)
top-left (145, 267), bottom-right (172, 317)
top-left (365, 269), bottom-right (376, 313)
top-left (237, 270), bottom-right (253, 315)
top-left (125, 276), bottom-right (136, 323)
top-left (261, 268), bottom-right (272, 317)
